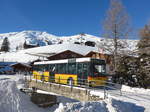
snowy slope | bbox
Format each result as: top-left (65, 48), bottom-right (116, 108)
top-left (0, 31), bottom-right (59, 51)
top-left (0, 30), bottom-right (138, 51)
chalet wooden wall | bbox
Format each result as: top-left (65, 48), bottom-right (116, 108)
top-left (47, 50), bottom-right (84, 60)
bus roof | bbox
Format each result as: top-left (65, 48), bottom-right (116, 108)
top-left (34, 57), bottom-right (104, 65)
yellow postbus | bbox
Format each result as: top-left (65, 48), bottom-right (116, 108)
top-left (32, 57), bottom-right (108, 86)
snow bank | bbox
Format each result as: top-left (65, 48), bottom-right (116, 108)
top-left (54, 98), bottom-right (144, 112)
top-left (121, 85), bottom-right (150, 95)
top-left (109, 98), bottom-right (144, 112)
top-left (90, 90), bottom-right (105, 98)
top-left (0, 75), bottom-right (51, 112)
top-left (55, 101), bottom-right (108, 112)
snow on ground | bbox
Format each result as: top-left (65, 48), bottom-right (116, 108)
top-left (90, 85), bottom-right (150, 112)
top-left (121, 85), bottom-right (150, 95)
top-left (0, 75), bottom-right (149, 112)
top-left (55, 98), bottom-right (144, 112)
top-left (0, 75), bottom-right (52, 112)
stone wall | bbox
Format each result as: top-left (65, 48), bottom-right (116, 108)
top-left (28, 81), bottom-right (102, 101)
top-left (31, 93), bottom-right (57, 107)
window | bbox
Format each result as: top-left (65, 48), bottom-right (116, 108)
top-left (49, 64), bottom-right (55, 72)
top-left (57, 64), bottom-right (67, 74)
top-left (68, 63), bottom-right (76, 74)
top-left (82, 63), bottom-right (89, 79)
top-left (44, 64), bottom-right (49, 71)
top-left (33, 65), bottom-right (43, 71)
top-left (77, 63), bottom-right (82, 78)
top-left (77, 62), bottom-right (89, 79)
top-left (94, 65), bottom-right (106, 73)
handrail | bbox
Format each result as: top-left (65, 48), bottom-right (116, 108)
top-left (27, 74), bottom-right (122, 98)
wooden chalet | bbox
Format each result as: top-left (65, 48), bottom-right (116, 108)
top-left (10, 63), bottom-right (32, 73)
top-left (47, 50), bottom-right (111, 64)
top-left (47, 50), bottom-right (84, 60)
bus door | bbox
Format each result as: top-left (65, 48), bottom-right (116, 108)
top-left (77, 62), bottom-right (89, 85)
top-left (49, 64), bottom-right (55, 82)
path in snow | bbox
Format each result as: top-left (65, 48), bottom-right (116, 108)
top-left (0, 75), bottom-right (54, 112)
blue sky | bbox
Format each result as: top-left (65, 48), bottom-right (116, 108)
top-left (0, 0), bottom-right (150, 38)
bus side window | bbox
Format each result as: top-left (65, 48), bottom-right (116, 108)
top-left (41, 64), bottom-right (45, 72)
top-left (62, 64), bottom-right (67, 74)
top-left (82, 63), bottom-right (88, 79)
top-left (33, 65), bottom-right (38, 71)
top-left (57, 64), bottom-right (66, 74)
top-left (68, 63), bottom-right (76, 74)
top-left (49, 64), bottom-right (54, 72)
top-left (52, 66), bottom-right (55, 72)
top-left (45, 64), bottom-right (49, 71)
top-left (77, 63), bottom-right (83, 79)
top-left (36, 65), bottom-right (42, 71)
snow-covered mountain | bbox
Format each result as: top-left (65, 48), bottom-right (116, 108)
top-left (0, 30), bottom-right (138, 51)
top-left (0, 31), bottom-right (59, 51)
top-left (0, 30), bottom-right (139, 63)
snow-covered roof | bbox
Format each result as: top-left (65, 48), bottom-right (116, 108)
top-left (0, 44), bottom-right (100, 63)
top-left (25, 43), bottom-right (99, 56)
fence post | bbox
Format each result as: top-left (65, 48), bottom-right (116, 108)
top-left (42, 75), bottom-right (44, 83)
top-left (59, 77), bottom-right (61, 88)
top-left (120, 88), bottom-right (122, 96)
top-left (36, 75), bottom-right (37, 83)
top-left (30, 74), bottom-right (31, 82)
top-left (71, 82), bottom-right (73, 92)
top-left (104, 86), bottom-right (106, 99)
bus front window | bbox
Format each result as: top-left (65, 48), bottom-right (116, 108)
top-left (94, 65), bottom-right (105, 73)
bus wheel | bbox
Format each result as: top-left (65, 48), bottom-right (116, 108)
top-left (67, 78), bottom-right (74, 86)
top-left (41, 75), bottom-right (45, 81)
top-left (88, 82), bottom-right (93, 87)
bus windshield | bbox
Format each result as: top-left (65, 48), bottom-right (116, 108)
top-left (94, 65), bottom-right (106, 73)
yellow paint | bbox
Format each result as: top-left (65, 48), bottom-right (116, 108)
top-left (88, 76), bottom-right (108, 86)
top-left (33, 70), bottom-right (107, 87)
top-left (33, 71), bottom-right (42, 80)
top-left (55, 74), bottom-right (77, 85)
top-left (33, 71), bottom-right (78, 85)
top-left (33, 71), bottom-right (50, 81)
top-left (43, 71), bottom-right (50, 81)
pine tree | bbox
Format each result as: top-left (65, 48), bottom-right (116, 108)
top-left (23, 41), bottom-right (27, 49)
top-left (0, 37), bottom-right (10, 52)
top-left (115, 56), bottom-right (140, 86)
top-left (137, 24), bottom-right (150, 88)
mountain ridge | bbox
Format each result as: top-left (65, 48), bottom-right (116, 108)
top-left (0, 30), bottom-right (138, 52)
